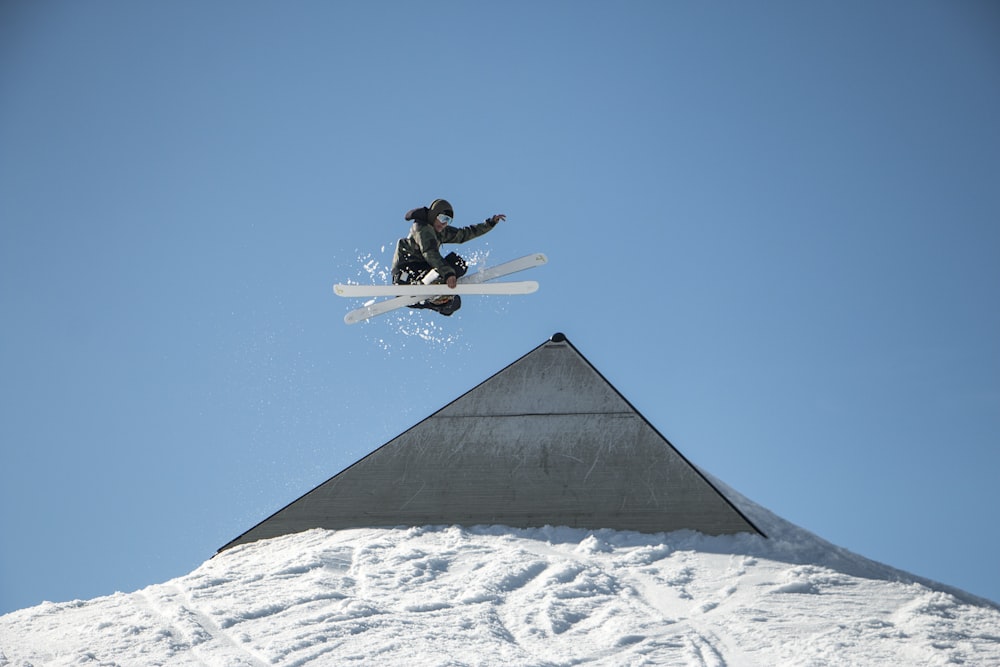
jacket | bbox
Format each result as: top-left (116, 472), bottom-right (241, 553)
top-left (391, 208), bottom-right (498, 281)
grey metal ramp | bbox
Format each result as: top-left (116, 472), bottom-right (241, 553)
top-left (219, 333), bottom-right (762, 552)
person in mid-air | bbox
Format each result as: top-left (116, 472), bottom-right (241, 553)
top-left (391, 198), bottom-right (505, 315)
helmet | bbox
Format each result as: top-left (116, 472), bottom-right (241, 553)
top-left (428, 199), bottom-right (454, 219)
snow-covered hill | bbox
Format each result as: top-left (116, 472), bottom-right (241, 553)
top-left (2, 485), bottom-right (998, 666)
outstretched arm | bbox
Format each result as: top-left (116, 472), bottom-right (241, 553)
top-left (441, 214), bottom-right (506, 244)
top-left (441, 214), bottom-right (505, 287)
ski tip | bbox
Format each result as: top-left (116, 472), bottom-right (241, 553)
top-left (535, 253), bottom-right (548, 264)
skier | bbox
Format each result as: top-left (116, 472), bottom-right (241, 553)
top-left (391, 198), bottom-right (505, 315)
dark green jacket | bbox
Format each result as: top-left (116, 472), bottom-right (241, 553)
top-left (392, 215), bottom-right (498, 281)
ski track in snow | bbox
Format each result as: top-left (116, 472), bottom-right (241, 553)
top-left (3, 481), bottom-right (1000, 666)
top-left (3, 520), bottom-right (1000, 666)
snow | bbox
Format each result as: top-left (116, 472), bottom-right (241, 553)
top-left (354, 248), bottom-right (494, 348)
top-left (2, 482), bottom-right (998, 666)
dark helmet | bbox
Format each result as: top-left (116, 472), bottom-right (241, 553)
top-left (428, 199), bottom-right (454, 219)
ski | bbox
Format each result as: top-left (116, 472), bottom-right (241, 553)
top-left (344, 295), bottom-right (424, 324)
top-left (458, 252), bottom-right (547, 284)
top-left (334, 281), bottom-right (538, 298)
top-left (341, 252), bottom-right (547, 325)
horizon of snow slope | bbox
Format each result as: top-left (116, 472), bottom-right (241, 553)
top-left (2, 481), bottom-right (999, 666)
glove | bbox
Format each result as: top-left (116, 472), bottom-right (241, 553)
top-left (405, 207), bottom-right (429, 222)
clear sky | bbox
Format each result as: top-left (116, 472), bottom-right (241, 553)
top-left (1, 1), bottom-right (998, 615)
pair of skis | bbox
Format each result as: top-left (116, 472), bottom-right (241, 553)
top-left (334, 253), bottom-right (547, 325)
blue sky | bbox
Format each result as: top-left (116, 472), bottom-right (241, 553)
top-left (2, 1), bottom-right (998, 615)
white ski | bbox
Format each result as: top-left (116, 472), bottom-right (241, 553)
top-left (334, 281), bottom-right (538, 298)
top-left (340, 252), bottom-right (547, 325)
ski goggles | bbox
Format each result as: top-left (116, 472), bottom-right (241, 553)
top-left (436, 214), bottom-right (453, 226)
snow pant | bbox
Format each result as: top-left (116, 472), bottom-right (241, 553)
top-left (392, 252), bottom-right (468, 285)
top-left (393, 252), bottom-right (468, 316)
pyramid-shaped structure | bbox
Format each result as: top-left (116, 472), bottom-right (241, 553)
top-left (219, 333), bottom-right (761, 552)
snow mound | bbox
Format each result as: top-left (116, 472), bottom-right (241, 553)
top-left (2, 514), bottom-right (999, 666)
